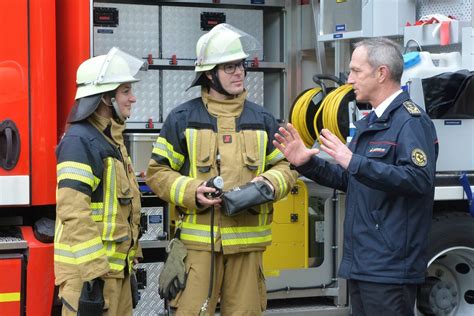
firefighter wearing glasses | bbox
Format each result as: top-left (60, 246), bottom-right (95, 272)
top-left (55, 47), bottom-right (146, 315)
top-left (146, 24), bottom-right (297, 315)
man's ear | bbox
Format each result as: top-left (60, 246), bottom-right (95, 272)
top-left (378, 65), bottom-right (389, 82)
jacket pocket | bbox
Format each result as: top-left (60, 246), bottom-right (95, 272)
top-left (366, 143), bottom-right (393, 159)
top-left (195, 129), bottom-right (217, 174)
top-left (113, 158), bottom-right (133, 204)
top-left (370, 210), bottom-right (396, 252)
top-left (241, 130), bottom-right (262, 172)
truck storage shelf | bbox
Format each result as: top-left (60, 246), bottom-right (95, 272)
top-left (151, 0), bottom-right (285, 8)
top-left (148, 60), bottom-right (286, 71)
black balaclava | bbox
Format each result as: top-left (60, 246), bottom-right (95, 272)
top-left (209, 68), bottom-right (233, 97)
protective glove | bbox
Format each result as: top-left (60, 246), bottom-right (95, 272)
top-left (130, 272), bottom-right (140, 309)
top-left (158, 238), bottom-right (187, 300)
top-left (77, 278), bottom-right (104, 316)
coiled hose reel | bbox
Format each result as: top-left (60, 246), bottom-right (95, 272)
top-left (289, 74), bottom-right (354, 147)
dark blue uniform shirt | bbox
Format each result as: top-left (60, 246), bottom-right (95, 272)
top-left (297, 91), bottom-right (438, 284)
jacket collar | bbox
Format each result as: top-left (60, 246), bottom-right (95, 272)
top-left (201, 88), bottom-right (248, 117)
top-left (377, 91), bottom-right (410, 122)
top-left (355, 91), bottom-right (410, 130)
top-left (88, 112), bottom-right (125, 145)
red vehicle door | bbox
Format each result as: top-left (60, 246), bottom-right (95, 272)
top-left (0, 0), bottom-right (30, 205)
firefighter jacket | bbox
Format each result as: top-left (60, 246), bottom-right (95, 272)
top-left (146, 89), bottom-right (297, 254)
top-left (295, 92), bottom-right (439, 284)
top-left (54, 113), bottom-right (141, 285)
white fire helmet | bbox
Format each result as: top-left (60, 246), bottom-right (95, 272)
top-left (67, 47), bottom-right (147, 123)
top-left (189, 23), bottom-right (261, 89)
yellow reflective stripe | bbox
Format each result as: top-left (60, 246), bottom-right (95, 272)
top-left (54, 221), bottom-right (64, 243)
top-left (184, 212), bottom-right (197, 224)
top-left (108, 254), bottom-right (127, 271)
top-left (57, 161), bottom-right (100, 190)
top-left (180, 222), bottom-right (215, 244)
top-left (102, 158), bottom-right (118, 241)
top-left (265, 169), bottom-right (287, 199)
top-left (70, 236), bottom-right (103, 252)
top-left (170, 176), bottom-right (193, 207)
top-left (259, 213), bottom-right (269, 226)
top-left (266, 148), bottom-right (284, 166)
top-left (185, 128), bottom-right (198, 178)
top-left (152, 137), bottom-right (185, 171)
top-left (256, 130), bottom-right (267, 174)
top-left (127, 249), bottom-right (136, 272)
top-left (104, 242), bottom-right (126, 271)
top-left (108, 252), bottom-right (127, 260)
top-left (0, 292), bottom-right (20, 302)
top-left (91, 202), bottom-right (104, 221)
top-left (54, 237), bottom-right (106, 265)
top-left (221, 225), bottom-right (272, 246)
top-left (128, 249), bottom-right (136, 259)
top-left (258, 202), bottom-right (271, 216)
top-left (109, 262), bottom-right (125, 271)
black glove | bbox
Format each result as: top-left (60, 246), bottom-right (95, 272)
top-left (158, 238), bottom-right (187, 300)
top-left (77, 278), bottom-right (104, 316)
top-left (130, 272), bottom-right (140, 309)
top-left (221, 181), bottom-right (274, 216)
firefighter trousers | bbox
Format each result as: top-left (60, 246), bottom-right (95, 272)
top-left (59, 274), bottom-right (132, 316)
top-left (170, 249), bottom-right (267, 316)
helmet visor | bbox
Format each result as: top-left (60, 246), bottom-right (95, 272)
top-left (95, 47), bottom-right (148, 85)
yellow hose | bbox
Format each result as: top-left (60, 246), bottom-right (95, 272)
top-left (314, 84), bottom-right (353, 143)
top-left (290, 87), bottom-right (322, 147)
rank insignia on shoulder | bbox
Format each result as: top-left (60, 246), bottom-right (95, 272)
top-left (411, 148), bottom-right (427, 167)
top-left (403, 101), bottom-right (421, 116)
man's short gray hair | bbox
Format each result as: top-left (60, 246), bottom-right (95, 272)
top-left (354, 38), bottom-right (403, 83)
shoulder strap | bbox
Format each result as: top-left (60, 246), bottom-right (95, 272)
top-left (402, 100), bottom-right (421, 117)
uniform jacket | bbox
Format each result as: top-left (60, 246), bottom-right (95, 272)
top-left (296, 91), bottom-right (438, 284)
top-left (146, 90), bottom-right (297, 254)
top-left (54, 113), bottom-right (141, 285)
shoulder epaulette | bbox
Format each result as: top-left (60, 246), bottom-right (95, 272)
top-left (403, 100), bottom-right (421, 117)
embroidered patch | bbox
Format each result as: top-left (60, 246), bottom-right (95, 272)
top-left (403, 101), bottom-right (421, 116)
top-left (223, 135), bottom-right (232, 143)
top-left (411, 148), bottom-right (427, 167)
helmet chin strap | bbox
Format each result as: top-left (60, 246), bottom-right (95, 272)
top-left (101, 96), bottom-right (127, 122)
top-left (210, 70), bottom-right (233, 97)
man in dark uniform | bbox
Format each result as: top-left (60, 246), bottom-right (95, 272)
top-left (273, 37), bottom-right (438, 315)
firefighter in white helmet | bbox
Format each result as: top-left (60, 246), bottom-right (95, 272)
top-left (146, 24), bottom-right (297, 315)
top-left (55, 47), bottom-right (147, 315)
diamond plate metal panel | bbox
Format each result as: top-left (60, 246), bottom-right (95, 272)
top-left (162, 70), bottom-right (264, 121)
top-left (128, 70), bottom-right (160, 125)
top-left (133, 262), bottom-right (165, 316)
top-left (139, 207), bottom-right (165, 241)
top-left (162, 6), bottom-right (263, 60)
top-left (246, 72), bottom-right (264, 106)
top-left (162, 70), bottom-right (201, 121)
top-left (93, 3), bottom-right (159, 57)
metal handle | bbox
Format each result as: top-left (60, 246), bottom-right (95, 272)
top-left (0, 119), bottom-right (20, 170)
